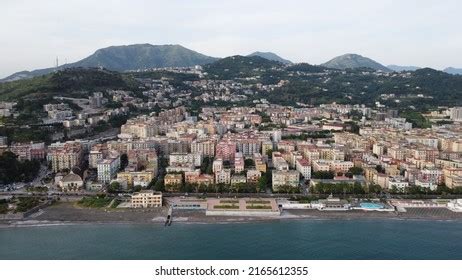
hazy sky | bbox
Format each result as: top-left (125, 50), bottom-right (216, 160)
top-left (1, 0), bottom-right (461, 78)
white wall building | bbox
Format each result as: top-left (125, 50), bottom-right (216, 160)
top-left (296, 158), bottom-right (311, 179)
top-left (97, 157), bottom-right (120, 184)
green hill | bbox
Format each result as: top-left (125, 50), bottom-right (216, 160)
top-left (322, 53), bottom-right (390, 72)
top-left (247, 51), bottom-right (292, 64)
top-left (0, 68), bottom-right (134, 101)
top-left (1, 44), bottom-right (218, 82)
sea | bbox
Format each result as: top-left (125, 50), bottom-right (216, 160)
top-left (1, 219), bottom-right (461, 259)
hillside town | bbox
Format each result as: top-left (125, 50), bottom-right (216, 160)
top-left (1, 96), bottom-right (462, 218)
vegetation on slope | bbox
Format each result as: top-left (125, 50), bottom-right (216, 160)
top-left (203, 55), bottom-right (283, 80)
top-left (0, 68), bottom-right (136, 101)
top-left (0, 152), bottom-right (41, 185)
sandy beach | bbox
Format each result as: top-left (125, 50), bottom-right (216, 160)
top-left (1, 202), bottom-right (462, 228)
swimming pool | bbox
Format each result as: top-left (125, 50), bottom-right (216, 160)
top-left (360, 202), bottom-right (384, 209)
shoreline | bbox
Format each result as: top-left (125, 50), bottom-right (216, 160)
top-left (1, 203), bottom-right (462, 228)
top-left (2, 216), bottom-right (461, 229)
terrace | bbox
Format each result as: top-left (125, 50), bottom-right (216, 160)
top-left (206, 198), bottom-right (280, 216)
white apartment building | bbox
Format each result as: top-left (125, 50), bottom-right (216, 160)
top-left (97, 157), bottom-right (120, 184)
top-left (213, 158), bottom-right (223, 173)
top-left (191, 140), bottom-right (215, 157)
top-left (388, 176), bottom-right (409, 190)
top-left (450, 107), bottom-right (462, 121)
top-left (234, 153), bottom-right (245, 173)
top-left (215, 169), bottom-right (231, 184)
top-left (272, 152), bottom-right (289, 171)
top-left (169, 153), bottom-right (202, 167)
top-left (373, 143), bottom-right (386, 156)
top-left (272, 170), bottom-right (300, 191)
top-left (296, 158), bottom-right (311, 179)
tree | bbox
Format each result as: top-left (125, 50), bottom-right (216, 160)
top-left (348, 166), bottom-right (364, 175)
top-left (0, 151), bottom-right (40, 184)
top-left (0, 202), bottom-right (8, 214)
top-left (120, 154), bottom-right (128, 171)
top-left (436, 184), bottom-right (451, 195)
top-left (313, 182), bottom-right (366, 195)
top-left (109, 114), bottom-right (129, 128)
top-left (244, 158), bottom-right (254, 168)
top-left (107, 182), bottom-right (122, 193)
top-left (154, 177), bottom-right (165, 192)
top-left (200, 156), bottom-right (214, 174)
top-left (275, 185), bottom-right (300, 194)
top-left (367, 184), bottom-right (382, 194)
top-left (147, 178), bottom-right (157, 189)
top-left (258, 173), bottom-right (268, 192)
top-left (375, 165), bottom-right (385, 173)
top-left (311, 171), bottom-right (335, 179)
top-left (132, 185), bottom-right (142, 192)
top-left (265, 149), bottom-right (273, 158)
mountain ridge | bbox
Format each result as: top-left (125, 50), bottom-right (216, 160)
top-left (247, 51), bottom-right (292, 64)
top-left (444, 67), bottom-right (462, 75)
top-left (321, 53), bottom-right (390, 72)
top-left (387, 65), bottom-right (421, 72)
top-left (1, 44), bottom-right (219, 82)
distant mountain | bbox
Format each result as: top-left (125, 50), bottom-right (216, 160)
top-left (1, 44), bottom-right (218, 82)
top-left (443, 67), bottom-right (462, 75)
top-left (247, 51), bottom-right (292, 64)
top-left (387, 65), bottom-right (421, 72)
top-left (321, 53), bottom-right (390, 72)
top-left (203, 55), bottom-right (283, 80)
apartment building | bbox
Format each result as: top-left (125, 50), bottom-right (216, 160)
top-left (121, 120), bottom-right (158, 139)
top-left (261, 141), bottom-right (273, 156)
top-left (97, 156), bottom-right (120, 184)
top-left (244, 168), bottom-right (260, 183)
top-left (215, 169), bottom-right (231, 184)
top-left (164, 173), bottom-right (183, 186)
top-left (212, 158), bottom-right (223, 173)
top-left (117, 170), bottom-right (155, 187)
top-left (169, 153), bottom-right (202, 167)
top-left (236, 139), bottom-right (261, 157)
top-left (191, 140), bottom-right (215, 157)
top-left (234, 153), bottom-right (245, 173)
top-left (131, 190), bottom-right (162, 208)
top-left (296, 158), bottom-right (311, 179)
top-left (185, 170), bottom-right (214, 186)
top-left (48, 142), bottom-right (83, 172)
top-left (273, 155), bottom-right (289, 171)
top-left (312, 160), bottom-right (330, 172)
top-left (253, 153), bottom-right (267, 173)
top-left (272, 170), bottom-right (300, 191)
top-left (10, 142), bottom-right (46, 161)
top-left (215, 141), bottom-right (237, 162)
top-left (313, 160), bottom-right (353, 174)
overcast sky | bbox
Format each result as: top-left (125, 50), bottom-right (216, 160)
top-left (1, 0), bottom-right (461, 78)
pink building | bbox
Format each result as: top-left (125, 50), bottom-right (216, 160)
top-left (215, 141), bottom-right (237, 163)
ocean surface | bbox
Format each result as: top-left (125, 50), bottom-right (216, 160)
top-left (1, 219), bottom-right (461, 259)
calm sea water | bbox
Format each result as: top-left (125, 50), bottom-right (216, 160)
top-left (1, 219), bottom-right (461, 259)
